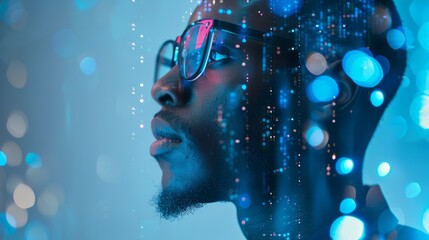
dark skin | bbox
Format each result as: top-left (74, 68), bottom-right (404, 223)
top-left (151, 0), bottom-right (429, 239)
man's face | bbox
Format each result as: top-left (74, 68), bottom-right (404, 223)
top-left (150, 11), bottom-right (266, 218)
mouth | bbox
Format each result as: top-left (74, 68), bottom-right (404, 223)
top-left (150, 117), bottom-right (183, 156)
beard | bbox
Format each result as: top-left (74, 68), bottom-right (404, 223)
top-left (154, 185), bottom-right (205, 220)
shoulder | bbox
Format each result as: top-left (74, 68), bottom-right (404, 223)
top-left (394, 225), bottom-right (429, 240)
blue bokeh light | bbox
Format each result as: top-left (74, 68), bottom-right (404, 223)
top-left (387, 29), bottom-right (406, 50)
top-left (377, 162), bottom-right (391, 177)
top-left (375, 55), bottom-right (390, 74)
top-left (74, 0), bottom-right (98, 10)
top-left (0, 151), bottom-right (6, 166)
top-left (0, 213), bottom-right (16, 236)
top-left (80, 56), bottom-right (97, 76)
top-left (330, 216), bottom-right (365, 240)
top-left (306, 126), bottom-right (324, 147)
top-left (238, 194), bottom-right (251, 209)
top-left (423, 209), bottom-right (429, 233)
top-left (418, 22), bottom-right (429, 52)
top-left (25, 221), bottom-right (48, 240)
top-left (336, 157), bottom-right (354, 175)
top-left (306, 75), bottom-right (339, 103)
top-left (25, 153), bottom-right (42, 168)
top-left (340, 198), bottom-right (357, 214)
top-left (342, 50), bottom-right (383, 88)
top-left (410, 95), bottom-right (429, 129)
top-left (416, 70), bottom-right (429, 95)
top-left (370, 90), bottom-right (384, 107)
top-left (269, 0), bottom-right (303, 18)
top-left (405, 182), bottom-right (421, 198)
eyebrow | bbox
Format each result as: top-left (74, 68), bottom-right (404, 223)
top-left (212, 19), bottom-right (295, 47)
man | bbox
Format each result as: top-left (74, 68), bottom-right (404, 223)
top-left (150, 0), bottom-right (429, 239)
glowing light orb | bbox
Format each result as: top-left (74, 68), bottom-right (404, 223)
top-left (7, 60), bottom-right (27, 89)
top-left (25, 153), bottom-right (42, 168)
top-left (269, 0), bottom-right (303, 18)
top-left (377, 162), bottom-right (391, 177)
top-left (342, 50), bottom-right (383, 88)
top-left (0, 213), bottom-right (16, 235)
top-left (80, 56), bottom-right (97, 75)
top-left (307, 75), bottom-right (339, 103)
top-left (410, 95), bottom-right (429, 129)
top-left (13, 184), bottom-right (35, 209)
top-left (6, 110), bottom-right (28, 139)
top-left (6, 203), bottom-right (28, 228)
top-left (370, 90), bottom-right (384, 107)
top-left (387, 29), bottom-right (406, 50)
top-left (305, 126), bottom-right (325, 147)
top-left (336, 157), bottom-right (354, 175)
top-left (74, 0), bottom-right (98, 10)
top-left (306, 52), bottom-right (328, 75)
top-left (0, 151), bottom-right (6, 166)
top-left (1, 141), bottom-right (22, 167)
top-left (418, 22), bottom-right (429, 52)
top-left (25, 221), bottom-right (48, 240)
top-left (238, 194), bottom-right (251, 209)
top-left (416, 70), bottom-right (429, 95)
top-left (405, 182), bottom-right (421, 198)
top-left (340, 198), bottom-right (356, 214)
top-left (330, 216), bottom-right (365, 240)
top-left (423, 209), bottom-right (429, 233)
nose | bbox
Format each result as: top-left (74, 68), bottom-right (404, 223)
top-left (151, 66), bottom-right (190, 107)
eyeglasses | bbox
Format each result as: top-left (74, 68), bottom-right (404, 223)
top-left (154, 18), bottom-right (295, 82)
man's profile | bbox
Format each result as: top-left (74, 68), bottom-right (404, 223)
top-left (150, 0), bottom-right (429, 239)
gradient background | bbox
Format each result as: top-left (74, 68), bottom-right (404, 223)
top-left (0, 0), bottom-right (428, 239)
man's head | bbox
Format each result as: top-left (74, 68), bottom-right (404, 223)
top-left (150, 0), bottom-right (406, 225)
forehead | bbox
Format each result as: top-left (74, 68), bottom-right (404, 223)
top-left (188, 2), bottom-right (281, 33)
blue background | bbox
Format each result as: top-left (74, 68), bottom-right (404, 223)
top-left (0, 0), bottom-right (428, 239)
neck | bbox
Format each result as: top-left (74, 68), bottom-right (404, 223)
top-left (234, 179), bottom-right (392, 239)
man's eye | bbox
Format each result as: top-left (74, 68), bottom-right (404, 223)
top-left (208, 45), bottom-right (229, 63)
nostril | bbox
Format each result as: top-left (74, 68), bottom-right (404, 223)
top-left (158, 94), bottom-right (175, 106)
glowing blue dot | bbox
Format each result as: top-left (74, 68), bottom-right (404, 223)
top-left (241, 84), bottom-right (247, 90)
top-left (242, 23), bottom-right (247, 29)
top-left (377, 162), bottom-right (391, 177)
top-left (423, 209), bottom-right (429, 233)
top-left (80, 56), bottom-right (97, 75)
top-left (342, 50), bottom-right (384, 88)
top-left (336, 157), bottom-right (354, 175)
top-left (242, 38), bottom-right (247, 43)
top-left (74, 0), bottom-right (98, 10)
top-left (330, 216), bottom-right (365, 240)
top-left (418, 22), bottom-right (429, 52)
top-left (410, 95), bottom-right (429, 129)
top-left (405, 182), bottom-right (421, 198)
top-left (0, 151), bottom-right (6, 166)
top-left (306, 126), bottom-right (324, 147)
top-left (387, 29), bottom-right (406, 50)
top-left (238, 194), bottom-right (251, 208)
top-left (218, 9), bottom-right (224, 14)
top-left (370, 90), bottom-right (384, 107)
top-left (306, 75), bottom-right (339, 103)
top-left (226, 9), bottom-right (232, 15)
top-left (340, 198), bottom-right (356, 214)
top-left (52, 29), bottom-right (78, 58)
top-left (25, 153), bottom-right (42, 168)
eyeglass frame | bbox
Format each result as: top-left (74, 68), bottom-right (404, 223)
top-left (154, 18), bottom-right (296, 83)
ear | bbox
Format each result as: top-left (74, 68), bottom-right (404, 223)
top-left (326, 59), bottom-right (360, 112)
top-left (305, 59), bottom-right (360, 119)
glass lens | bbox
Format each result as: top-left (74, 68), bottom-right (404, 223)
top-left (180, 21), bottom-right (212, 80)
top-left (155, 40), bottom-right (175, 82)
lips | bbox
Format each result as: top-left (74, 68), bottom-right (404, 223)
top-left (150, 117), bottom-right (182, 156)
